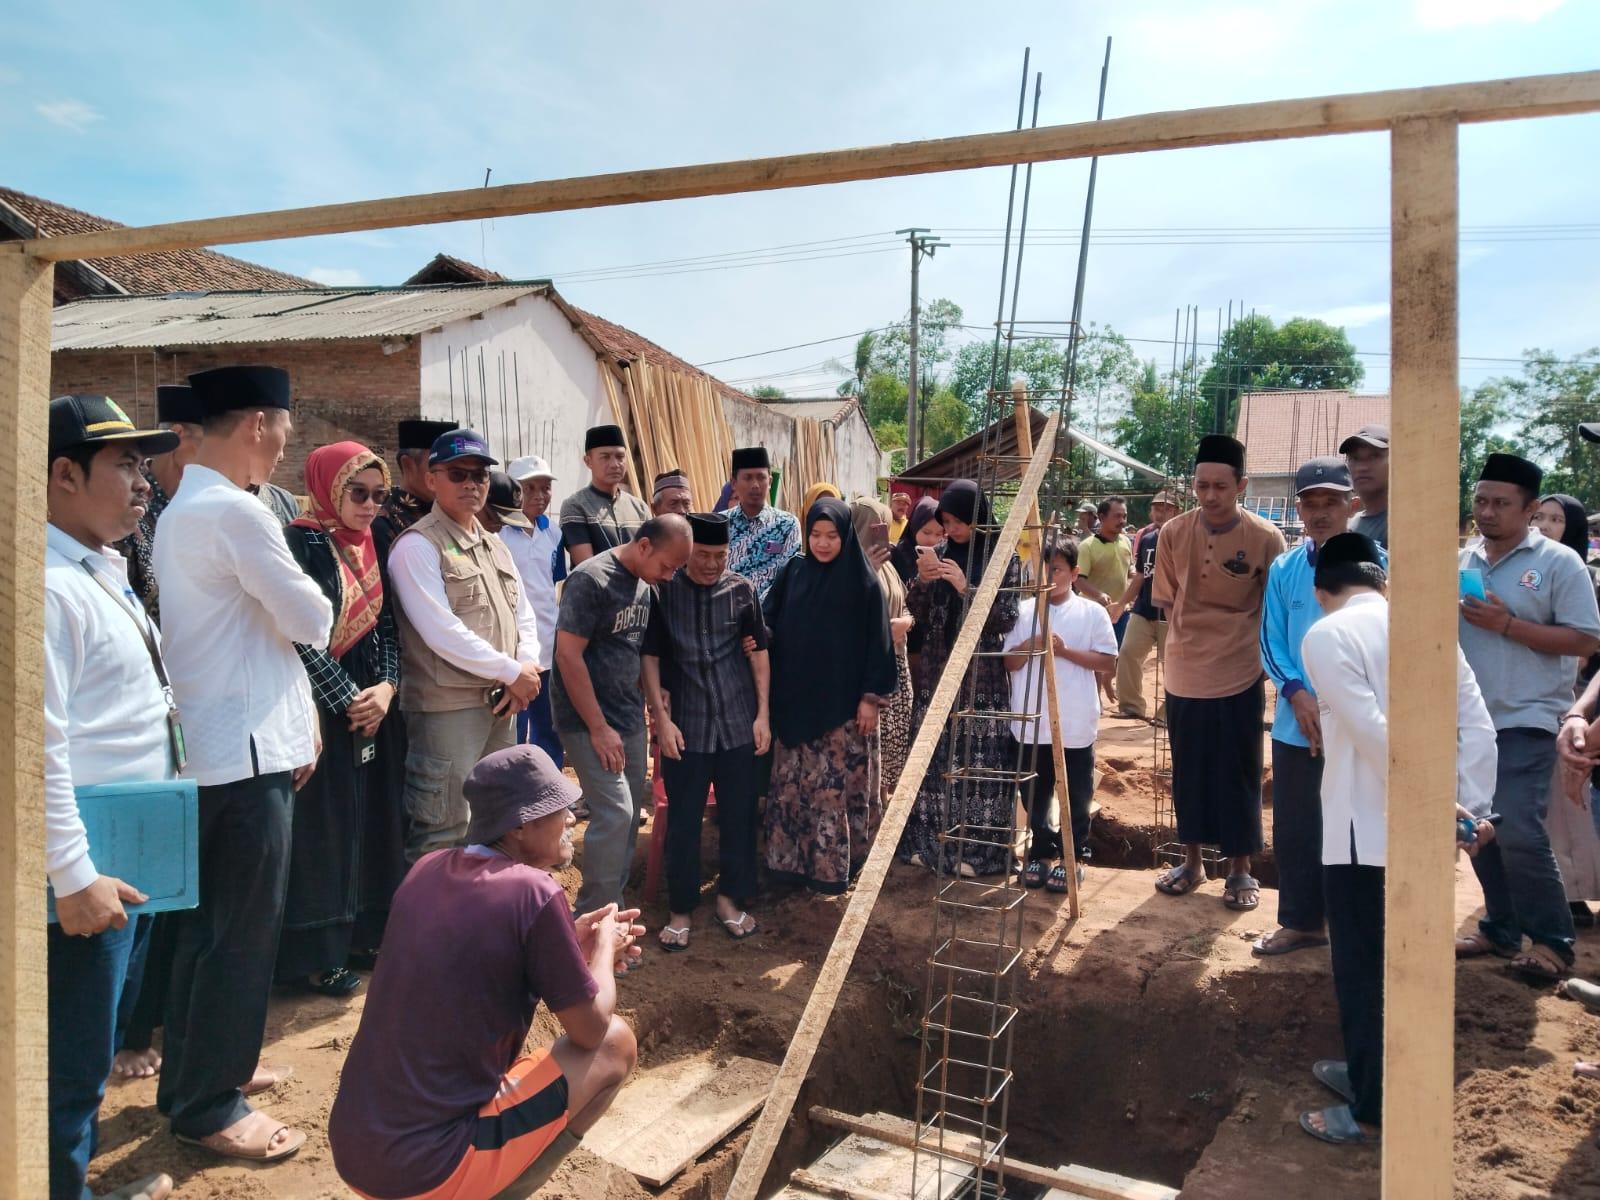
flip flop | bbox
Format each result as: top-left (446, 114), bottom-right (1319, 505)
top-left (1299, 1105), bottom-right (1379, 1146)
top-left (1223, 873), bottom-right (1261, 912)
top-left (241, 1064), bottom-right (293, 1098)
top-left (1507, 946), bottom-right (1568, 985)
top-left (1313, 1060), bottom-right (1357, 1106)
top-left (101, 1173), bottom-right (173, 1200)
top-left (1155, 864), bottom-right (1205, 896)
top-left (177, 1112), bottom-right (306, 1162)
top-left (658, 925), bottom-right (691, 953)
top-left (1252, 929), bottom-right (1329, 957)
top-left (1024, 859), bottom-right (1046, 888)
top-left (720, 912), bottom-right (760, 941)
top-left (1046, 864), bottom-right (1071, 894)
top-left (1456, 931), bottom-right (1517, 960)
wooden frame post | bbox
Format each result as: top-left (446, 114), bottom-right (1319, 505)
top-left (1383, 114), bottom-right (1460, 1199)
top-left (0, 251), bottom-right (54, 1198)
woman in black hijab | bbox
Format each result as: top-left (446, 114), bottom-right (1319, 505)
top-left (890, 496), bottom-right (942, 584)
top-left (1534, 493), bottom-right (1591, 559)
top-left (763, 498), bottom-right (898, 893)
top-left (903, 479), bottom-right (1022, 876)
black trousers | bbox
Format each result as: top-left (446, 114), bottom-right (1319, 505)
top-left (1325, 863), bottom-right (1385, 1126)
top-left (157, 770), bottom-right (294, 1138)
top-left (1272, 740), bottom-right (1326, 932)
top-left (661, 744), bottom-right (759, 914)
top-left (1015, 737), bottom-right (1094, 862)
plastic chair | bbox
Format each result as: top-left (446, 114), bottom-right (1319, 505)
top-left (642, 741), bottom-right (714, 904)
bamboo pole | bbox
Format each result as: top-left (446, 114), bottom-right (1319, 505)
top-left (1012, 389), bottom-right (1080, 918)
top-left (1383, 114), bottom-right (1460, 1200)
top-left (0, 252), bottom-right (53, 1198)
top-left (6, 74), bottom-right (1597, 264)
top-left (725, 413), bottom-right (1060, 1200)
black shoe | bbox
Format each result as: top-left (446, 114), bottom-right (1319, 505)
top-left (305, 967), bottom-right (362, 998)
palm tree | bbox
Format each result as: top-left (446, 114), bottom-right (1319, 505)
top-left (836, 331), bottom-right (878, 397)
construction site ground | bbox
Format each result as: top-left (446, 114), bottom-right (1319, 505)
top-left (89, 683), bottom-right (1600, 1200)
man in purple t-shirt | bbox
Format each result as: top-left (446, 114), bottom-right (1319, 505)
top-left (329, 745), bottom-right (642, 1200)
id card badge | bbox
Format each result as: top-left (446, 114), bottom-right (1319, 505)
top-left (164, 690), bottom-right (188, 774)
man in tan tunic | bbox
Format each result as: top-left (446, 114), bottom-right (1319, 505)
top-left (389, 429), bottom-right (544, 860)
top-left (1152, 434), bottom-right (1285, 911)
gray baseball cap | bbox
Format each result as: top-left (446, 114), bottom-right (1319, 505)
top-left (1295, 456), bottom-right (1354, 495)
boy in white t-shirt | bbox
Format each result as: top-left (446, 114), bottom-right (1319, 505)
top-left (1002, 537), bottom-right (1119, 893)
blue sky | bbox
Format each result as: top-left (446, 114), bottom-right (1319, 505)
top-left (4, 0), bottom-right (1596, 406)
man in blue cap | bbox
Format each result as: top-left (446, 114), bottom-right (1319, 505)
top-left (388, 428), bottom-right (544, 860)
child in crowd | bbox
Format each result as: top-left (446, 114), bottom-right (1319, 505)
top-left (1002, 537), bottom-right (1118, 893)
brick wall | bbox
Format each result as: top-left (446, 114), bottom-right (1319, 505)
top-left (50, 340), bottom-right (423, 490)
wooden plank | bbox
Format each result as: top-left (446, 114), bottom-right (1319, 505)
top-left (725, 414), bottom-right (1060, 1200)
top-left (806, 1108), bottom-right (1179, 1200)
top-left (1383, 115), bottom-right (1460, 1200)
top-left (775, 1130), bottom-right (970, 1200)
top-left (8, 73), bottom-right (1598, 263)
top-left (1013, 391), bottom-right (1080, 918)
top-left (0, 252), bottom-right (52, 1199)
top-left (585, 1054), bottom-right (776, 1187)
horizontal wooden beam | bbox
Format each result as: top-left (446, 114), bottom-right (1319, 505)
top-left (8, 71), bottom-right (1600, 264)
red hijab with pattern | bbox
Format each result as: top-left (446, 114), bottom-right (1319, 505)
top-left (291, 441), bottom-right (389, 658)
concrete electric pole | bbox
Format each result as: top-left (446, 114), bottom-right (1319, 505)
top-left (897, 227), bottom-right (946, 465)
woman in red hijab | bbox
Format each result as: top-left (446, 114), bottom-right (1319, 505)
top-left (275, 442), bottom-right (407, 997)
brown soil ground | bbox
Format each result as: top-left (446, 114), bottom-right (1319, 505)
top-left (89, 666), bottom-right (1600, 1199)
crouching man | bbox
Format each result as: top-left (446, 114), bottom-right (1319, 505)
top-left (329, 745), bottom-right (641, 1199)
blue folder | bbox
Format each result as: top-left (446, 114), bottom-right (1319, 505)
top-left (46, 779), bottom-right (199, 923)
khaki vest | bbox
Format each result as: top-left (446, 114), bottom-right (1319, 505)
top-left (394, 510), bottom-right (522, 712)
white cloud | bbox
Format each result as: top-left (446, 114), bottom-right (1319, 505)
top-left (36, 99), bottom-right (102, 132)
top-left (1312, 302), bottom-right (1390, 329)
top-left (1414, 0), bottom-right (1566, 29)
top-left (307, 267), bottom-right (365, 287)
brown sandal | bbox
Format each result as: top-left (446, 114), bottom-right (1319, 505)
top-left (1508, 944), bottom-right (1568, 984)
top-left (178, 1110), bottom-right (305, 1162)
top-left (1455, 932), bottom-right (1516, 960)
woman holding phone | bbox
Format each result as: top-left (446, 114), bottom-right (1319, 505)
top-left (276, 441), bottom-right (408, 996)
top-left (851, 496), bottom-right (916, 792)
top-left (903, 479), bottom-right (1022, 876)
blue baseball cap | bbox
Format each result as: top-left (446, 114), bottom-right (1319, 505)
top-left (428, 428), bottom-right (498, 467)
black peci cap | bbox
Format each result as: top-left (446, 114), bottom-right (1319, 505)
top-left (1479, 452), bottom-right (1543, 494)
top-left (156, 384), bottom-right (204, 426)
top-left (398, 419), bottom-right (460, 452)
top-left (585, 424), bottom-right (627, 452)
top-left (187, 365), bottom-right (292, 415)
top-left (687, 511), bottom-right (730, 545)
top-left (1195, 434), bottom-right (1246, 472)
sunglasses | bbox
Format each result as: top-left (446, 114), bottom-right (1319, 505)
top-left (440, 467), bottom-right (490, 485)
top-left (343, 483), bottom-right (390, 505)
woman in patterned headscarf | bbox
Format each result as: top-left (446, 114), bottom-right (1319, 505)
top-left (850, 495), bottom-right (916, 793)
top-left (275, 442), bottom-right (407, 997)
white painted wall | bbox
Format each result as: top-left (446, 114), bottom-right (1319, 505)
top-left (829, 405), bottom-right (882, 499)
top-left (420, 294), bottom-right (610, 495)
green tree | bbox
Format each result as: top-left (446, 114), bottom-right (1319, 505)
top-left (1475, 348), bottom-right (1600, 509)
top-left (947, 325), bottom-right (1140, 437)
top-left (1111, 359), bottom-right (1194, 479)
top-left (749, 384), bottom-right (786, 400)
top-left (1458, 384), bottom-right (1522, 523)
top-left (1198, 314), bottom-right (1365, 432)
top-left (872, 298), bottom-right (964, 381)
top-left (835, 331), bottom-right (878, 397)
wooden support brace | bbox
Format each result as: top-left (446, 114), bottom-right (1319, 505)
top-left (0, 251), bottom-right (53, 1199)
top-left (807, 1108), bottom-right (1179, 1200)
top-left (1012, 389), bottom-right (1080, 918)
top-left (1382, 114), bottom-right (1460, 1200)
top-left (4, 74), bottom-right (1597, 262)
top-left (724, 413), bottom-right (1060, 1200)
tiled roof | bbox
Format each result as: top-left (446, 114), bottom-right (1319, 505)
top-left (1234, 390), bottom-right (1391, 477)
top-left (565, 304), bottom-right (754, 405)
top-left (404, 253), bottom-right (510, 286)
top-left (0, 186), bottom-right (318, 297)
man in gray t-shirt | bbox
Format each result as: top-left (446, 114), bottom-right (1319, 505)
top-left (1340, 423), bottom-right (1389, 550)
top-left (553, 516), bottom-right (691, 913)
top-left (1458, 453), bottom-right (1600, 980)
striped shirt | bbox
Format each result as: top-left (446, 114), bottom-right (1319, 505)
top-left (644, 569), bottom-right (768, 752)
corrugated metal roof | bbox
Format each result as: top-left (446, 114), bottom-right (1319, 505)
top-left (51, 284), bottom-right (547, 350)
top-left (759, 397), bottom-right (856, 423)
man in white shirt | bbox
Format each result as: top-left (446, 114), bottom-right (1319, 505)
top-left (44, 395), bottom-right (180, 1200)
top-left (1298, 532), bottom-right (1497, 1147)
top-left (389, 429), bottom-right (543, 860)
top-left (153, 365), bottom-right (332, 1165)
top-left (504, 455), bottom-right (567, 766)
top-left (1001, 536), bottom-right (1118, 894)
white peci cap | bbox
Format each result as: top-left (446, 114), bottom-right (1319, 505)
top-left (507, 454), bottom-right (556, 482)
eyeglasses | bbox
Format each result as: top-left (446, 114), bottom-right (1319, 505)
top-left (442, 467), bottom-right (489, 485)
top-left (344, 484), bottom-right (389, 505)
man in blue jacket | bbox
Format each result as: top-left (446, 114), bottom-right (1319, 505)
top-left (1256, 457), bottom-right (1381, 957)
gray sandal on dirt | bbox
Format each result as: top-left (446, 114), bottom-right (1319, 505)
top-left (1155, 864), bottom-right (1205, 896)
top-left (1313, 1060), bottom-right (1357, 1106)
top-left (1223, 873), bottom-right (1261, 911)
top-left (1299, 1104), bottom-right (1379, 1146)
